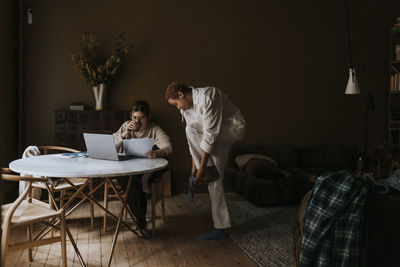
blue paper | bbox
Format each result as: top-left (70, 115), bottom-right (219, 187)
top-left (189, 175), bottom-right (195, 203)
top-left (62, 151), bottom-right (88, 158)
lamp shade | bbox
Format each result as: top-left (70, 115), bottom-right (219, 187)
top-left (345, 68), bottom-right (360, 94)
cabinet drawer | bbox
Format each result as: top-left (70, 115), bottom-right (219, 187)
top-left (67, 123), bottom-right (78, 134)
top-left (78, 111), bottom-right (90, 124)
top-left (55, 134), bottom-right (66, 145)
top-left (55, 123), bottom-right (66, 134)
top-left (67, 111), bottom-right (78, 122)
top-left (55, 111), bottom-right (66, 122)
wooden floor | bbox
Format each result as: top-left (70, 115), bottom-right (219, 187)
top-left (4, 194), bottom-right (256, 267)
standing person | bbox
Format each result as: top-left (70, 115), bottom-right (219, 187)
top-left (165, 82), bottom-right (246, 240)
top-left (113, 100), bottom-right (172, 238)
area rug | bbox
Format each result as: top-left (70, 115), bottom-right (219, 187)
top-left (192, 193), bottom-right (297, 267)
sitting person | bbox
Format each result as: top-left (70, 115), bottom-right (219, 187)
top-left (113, 100), bottom-right (172, 238)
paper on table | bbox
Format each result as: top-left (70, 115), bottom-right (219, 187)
top-left (123, 138), bottom-right (154, 157)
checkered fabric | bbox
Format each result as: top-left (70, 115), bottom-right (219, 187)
top-left (299, 170), bottom-right (370, 267)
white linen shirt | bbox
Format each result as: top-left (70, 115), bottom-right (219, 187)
top-left (183, 86), bottom-right (246, 154)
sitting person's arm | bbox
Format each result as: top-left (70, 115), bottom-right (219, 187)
top-left (144, 124), bottom-right (172, 159)
top-left (113, 121), bottom-right (133, 153)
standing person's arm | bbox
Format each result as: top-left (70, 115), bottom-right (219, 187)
top-left (191, 157), bottom-right (197, 177)
top-left (194, 151), bottom-right (210, 184)
top-left (194, 88), bottom-right (223, 184)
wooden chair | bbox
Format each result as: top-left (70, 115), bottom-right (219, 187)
top-left (103, 179), bottom-right (127, 231)
top-left (149, 174), bottom-right (166, 235)
top-left (30, 146), bottom-right (94, 228)
top-left (1, 168), bottom-right (67, 267)
top-left (102, 167), bottom-right (169, 235)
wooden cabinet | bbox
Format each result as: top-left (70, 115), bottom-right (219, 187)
top-left (54, 110), bottom-right (130, 150)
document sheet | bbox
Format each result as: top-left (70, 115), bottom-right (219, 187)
top-left (123, 138), bottom-right (154, 157)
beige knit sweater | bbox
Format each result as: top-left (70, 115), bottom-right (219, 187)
top-left (113, 121), bottom-right (173, 155)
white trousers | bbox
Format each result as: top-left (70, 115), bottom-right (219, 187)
top-left (186, 124), bottom-right (237, 229)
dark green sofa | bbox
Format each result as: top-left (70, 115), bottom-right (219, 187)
top-left (226, 144), bottom-right (360, 207)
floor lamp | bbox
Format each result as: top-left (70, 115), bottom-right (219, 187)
top-left (344, 0), bottom-right (360, 94)
top-left (364, 93), bottom-right (375, 148)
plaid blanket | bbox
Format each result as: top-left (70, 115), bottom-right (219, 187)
top-left (299, 170), bottom-right (370, 267)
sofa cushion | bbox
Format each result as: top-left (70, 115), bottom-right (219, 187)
top-left (227, 144), bottom-right (298, 170)
top-left (244, 176), bottom-right (279, 206)
top-left (304, 168), bottom-right (331, 176)
top-left (299, 145), bottom-right (359, 170)
top-left (243, 175), bottom-right (295, 206)
top-left (244, 159), bottom-right (283, 180)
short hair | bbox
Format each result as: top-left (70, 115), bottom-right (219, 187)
top-left (131, 100), bottom-right (151, 116)
top-left (165, 82), bottom-right (191, 100)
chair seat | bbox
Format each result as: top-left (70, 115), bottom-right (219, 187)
top-left (32, 178), bottom-right (87, 190)
top-left (1, 199), bottom-right (59, 226)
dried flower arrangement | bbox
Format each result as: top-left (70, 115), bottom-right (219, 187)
top-left (71, 32), bottom-right (132, 87)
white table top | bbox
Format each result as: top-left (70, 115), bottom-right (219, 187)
top-left (9, 154), bottom-right (168, 178)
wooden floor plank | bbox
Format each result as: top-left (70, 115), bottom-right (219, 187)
top-left (76, 219), bottom-right (90, 267)
top-left (43, 227), bottom-right (62, 266)
top-left (4, 226), bottom-right (26, 267)
top-left (101, 219), bottom-right (114, 266)
top-left (112, 219), bottom-right (131, 267)
top-left (160, 196), bottom-right (200, 266)
top-left (87, 218), bottom-right (102, 267)
top-left (4, 194), bottom-right (257, 267)
top-left (120, 224), bottom-right (144, 267)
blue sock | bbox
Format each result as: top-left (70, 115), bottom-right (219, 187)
top-left (198, 229), bottom-right (226, 240)
top-left (189, 176), bottom-right (195, 203)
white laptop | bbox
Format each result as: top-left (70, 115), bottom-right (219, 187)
top-left (83, 133), bottom-right (134, 161)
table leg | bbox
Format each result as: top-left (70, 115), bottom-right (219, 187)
top-left (44, 182), bottom-right (87, 267)
top-left (107, 175), bottom-right (133, 267)
top-left (107, 190), bottom-right (126, 267)
top-left (64, 178), bottom-right (140, 235)
top-left (34, 180), bottom-right (105, 241)
top-left (105, 177), bottom-right (138, 225)
top-left (65, 224), bottom-right (86, 267)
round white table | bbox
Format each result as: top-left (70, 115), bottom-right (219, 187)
top-left (9, 154), bottom-right (168, 267)
top-left (9, 153), bottom-right (168, 178)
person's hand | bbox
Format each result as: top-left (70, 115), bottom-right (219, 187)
top-left (127, 121), bottom-right (135, 131)
top-left (191, 157), bottom-right (197, 177)
top-left (193, 167), bottom-right (204, 186)
top-left (191, 165), bottom-right (197, 177)
top-left (122, 121), bottom-right (135, 138)
top-left (144, 150), bottom-right (157, 159)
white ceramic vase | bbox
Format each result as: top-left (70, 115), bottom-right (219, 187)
top-left (93, 83), bottom-right (106, 110)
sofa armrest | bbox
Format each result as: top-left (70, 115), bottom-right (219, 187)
top-left (286, 167), bottom-right (315, 203)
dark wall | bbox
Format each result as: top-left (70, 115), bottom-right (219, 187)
top-left (20, 0), bottom-right (400, 193)
top-left (1, 1), bottom-right (19, 166)
top-left (1, 0), bottom-right (20, 201)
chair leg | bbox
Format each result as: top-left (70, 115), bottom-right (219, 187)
top-left (27, 223), bottom-right (33, 261)
top-left (103, 182), bottom-right (108, 231)
top-left (151, 189), bottom-right (156, 236)
top-left (89, 179), bottom-right (94, 229)
top-left (60, 189), bottom-right (65, 208)
top-left (49, 187), bottom-right (55, 238)
top-left (60, 210), bottom-right (67, 267)
top-left (161, 193), bottom-right (165, 223)
top-left (1, 224), bottom-right (10, 267)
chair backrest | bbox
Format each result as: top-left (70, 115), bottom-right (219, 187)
top-left (38, 146), bottom-right (79, 155)
top-left (1, 170), bottom-right (48, 228)
top-left (1, 168), bottom-right (67, 267)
